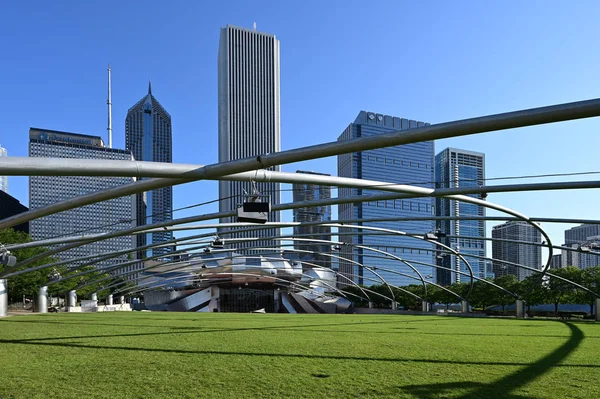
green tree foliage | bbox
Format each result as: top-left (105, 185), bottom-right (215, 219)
top-left (401, 284), bottom-right (425, 310)
top-left (519, 274), bottom-right (548, 313)
top-left (1, 228), bottom-right (138, 304)
top-left (337, 267), bottom-right (600, 317)
top-left (469, 279), bottom-right (496, 310)
top-left (493, 275), bottom-right (520, 312)
top-left (341, 284), bottom-right (369, 307)
top-left (576, 266), bottom-right (600, 314)
top-left (545, 266), bottom-right (582, 314)
top-left (0, 228), bottom-right (59, 302)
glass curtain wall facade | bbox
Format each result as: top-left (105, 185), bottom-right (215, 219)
top-left (435, 148), bottom-right (486, 285)
top-left (491, 221), bottom-right (541, 281)
top-left (292, 171), bottom-right (332, 268)
top-left (563, 224), bottom-right (600, 269)
top-left (28, 128), bottom-right (135, 271)
top-left (0, 144), bottom-right (7, 193)
top-left (337, 111), bottom-right (435, 287)
top-left (218, 25), bottom-right (281, 251)
top-left (125, 83), bottom-right (173, 258)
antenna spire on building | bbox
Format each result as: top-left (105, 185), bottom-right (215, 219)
top-left (253, 22), bottom-right (256, 31)
top-left (148, 80), bottom-right (152, 95)
top-left (107, 64), bottom-right (112, 148)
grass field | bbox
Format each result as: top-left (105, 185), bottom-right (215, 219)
top-left (0, 313), bottom-right (599, 398)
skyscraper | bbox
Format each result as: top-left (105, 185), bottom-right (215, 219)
top-left (337, 111), bottom-right (435, 287)
top-left (435, 148), bottom-right (486, 285)
top-left (562, 224), bottom-right (600, 269)
top-left (292, 171), bottom-right (332, 268)
top-left (0, 144), bottom-right (7, 193)
top-left (29, 128), bottom-right (135, 269)
top-left (491, 221), bottom-right (541, 281)
top-left (218, 25), bottom-right (281, 250)
top-left (125, 83), bottom-right (173, 258)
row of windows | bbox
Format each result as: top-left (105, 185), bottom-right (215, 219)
top-left (364, 155), bottom-right (431, 169)
top-left (364, 199), bottom-right (433, 213)
top-left (30, 143), bottom-right (132, 160)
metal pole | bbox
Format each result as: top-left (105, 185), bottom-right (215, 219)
top-left (107, 64), bottom-right (112, 148)
top-left (68, 290), bottom-right (77, 307)
top-left (422, 301), bottom-right (430, 312)
top-left (37, 286), bottom-right (48, 313)
top-left (0, 279), bottom-right (7, 317)
top-left (515, 299), bottom-right (525, 319)
top-left (461, 300), bottom-right (469, 313)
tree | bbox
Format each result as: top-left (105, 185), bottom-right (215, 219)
top-left (469, 279), bottom-right (497, 310)
top-left (519, 274), bottom-right (548, 314)
top-left (435, 285), bottom-right (458, 311)
top-left (545, 266), bottom-right (582, 314)
top-left (577, 266), bottom-right (600, 314)
top-left (341, 284), bottom-right (368, 307)
top-left (0, 228), bottom-right (58, 302)
top-left (1, 228), bottom-right (130, 305)
top-left (493, 275), bottom-right (520, 312)
top-left (388, 285), bottom-right (423, 310)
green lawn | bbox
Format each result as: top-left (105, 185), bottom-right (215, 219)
top-left (0, 313), bottom-right (599, 398)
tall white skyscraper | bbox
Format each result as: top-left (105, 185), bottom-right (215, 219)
top-left (0, 144), bottom-right (7, 193)
top-left (218, 25), bottom-right (281, 250)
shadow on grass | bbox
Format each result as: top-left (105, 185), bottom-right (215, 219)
top-left (0, 314), bottom-right (460, 331)
top-left (0, 322), bottom-right (595, 371)
top-left (397, 322), bottom-right (585, 399)
top-left (0, 318), bottom-right (422, 343)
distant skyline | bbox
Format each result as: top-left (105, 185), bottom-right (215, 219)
top-left (2, 1), bottom-right (600, 254)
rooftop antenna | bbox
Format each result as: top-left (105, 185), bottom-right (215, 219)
top-left (107, 64), bottom-right (112, 148)
top-left (253, 22), bottom-right (256, 31)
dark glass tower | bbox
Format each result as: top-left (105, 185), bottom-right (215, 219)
top-left (337, 111), bottom-right (435, 287)
top-left (125, 82), bottom-right (173, 258)
top-left (292, 171), bottom-right (332, 268)
top-left (435, 148), bottom-right (487, 285)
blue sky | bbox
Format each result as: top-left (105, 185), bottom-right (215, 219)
top-left (1, 1), bottom-right (600, 249)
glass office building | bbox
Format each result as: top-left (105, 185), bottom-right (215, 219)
top-left (491, 221), bottom-right (541, 281)
top-left (337, 111), bottom-right (435, 287)
top-left (292, 171), bottom-right (332, 268)
top-left (29, 128), bottom-right (135, 270)
top-left (563, 224), bottom-right (600, 269)
top-left (435, 148), bottom-right (487, 285)
top-left (218, 25), bottom-right (281, 250)
top-left (126, 83), bottom-right (173, 258)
